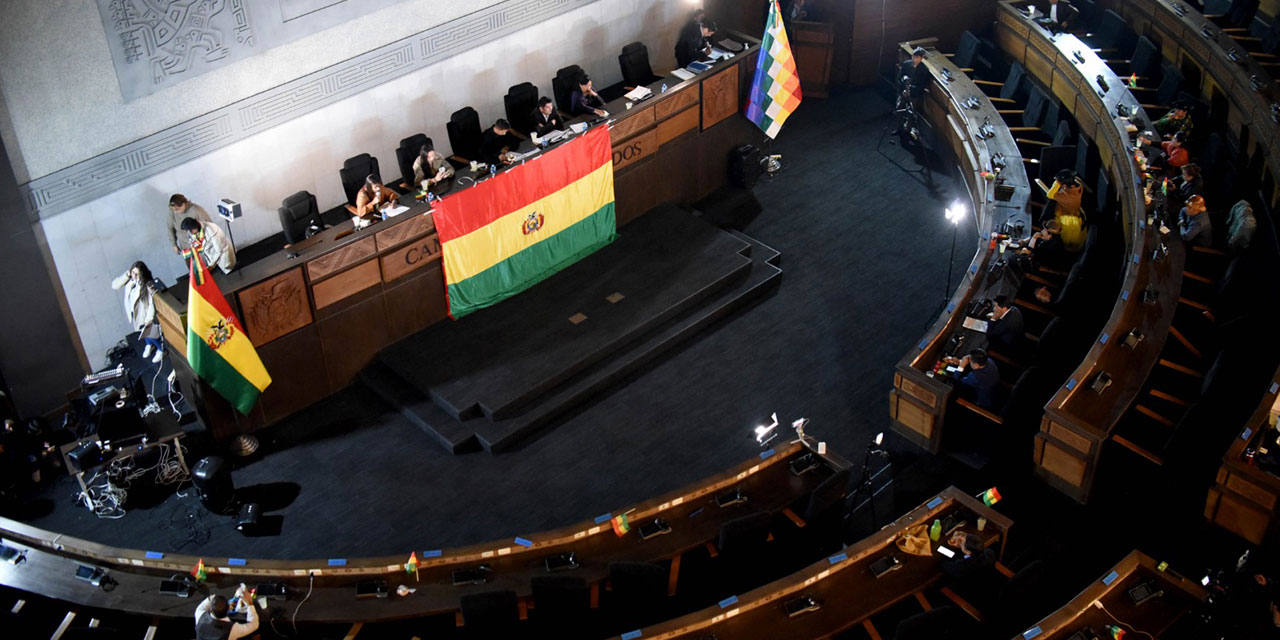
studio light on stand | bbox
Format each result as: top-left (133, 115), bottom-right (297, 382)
top-left (753, 413), bottom-right (779, 447)
top-left (845, 431), bottom-right (891, 529)
top-left (943, 201), bottom-right (967, 300)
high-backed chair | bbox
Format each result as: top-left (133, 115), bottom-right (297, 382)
top-left (1134, 62), bottom-right (1184, 111)
top-left (975, 62), bottom-right (1029, 106)
top-left (446, 106), bottom-right (483, 168)
top-left (618, 41), bottom-right (662, 88)
top-left (1075, 132), bottom-right (1099, 188)
top-left (605, 561), bottom-right (667, 630)
top-left (552, 64), bottom-right (585, 115)
top-left (277, 191), bottom-right (324, 246)
top-left (394, 133), bottom-right (430, 192)
top-left (952, 31), bottom-right (982, 72)
top-left (1086, 10), bottom-right (1134, 56)
top-left (459, 590), bottom-right (519, 637)
top-left (338, 153), bottom-right (380, 216)
top-left (1004, 84), bottom-right (1050, 133)
top-left (1209, 0), bottom-right (1259, 30)
top-left (503, 82), bottom-right (539, 137)
top-left (1110, 36), bottom-right (1161, 83)
top-left (529, 575), bottom-right (590, 635)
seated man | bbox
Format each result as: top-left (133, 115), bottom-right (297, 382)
top-left (354, 174), bottom-right (399, 218)
top-left (1022, 218), bottom-right (1068, 270)
top-left (675, 18), bottom-right (716, 68)
top-left (412, 145), bottom-right (454, 194)
top-left (180, 217), bottom-right (236, 274)
top-left (569, 75), bottom-right (608, 118)
top-left (194, 584), bottom-right (258, 640)
top-left (1179, 194), bottom-right (1213, 247)
top-left (986, 296), bottom-right (1025, 349)
top-left (1176, 163), bottom-right (1203, 203)
top-left (530, 97), bottom-right (565, 138)
top-left (941, 532), bottom-right (997, 580)
top-left (1034, 0), bottom-right (1076, 31)
top-left (944, 349), bottom-right (1001, 410)
top-left (480, 119), bottom-right (521, 166)
top-left (1152, 100), bottom-right (1193, 139)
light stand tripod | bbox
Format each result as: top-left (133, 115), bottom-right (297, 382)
top-left (876, 83), bottom-right (936, 192)
top-left (844, 433), bottom-right (891, 529)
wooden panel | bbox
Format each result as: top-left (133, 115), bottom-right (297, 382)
top-left (157, 311), bottom-right (187, 360)
top-left (609, 105), bottom-right (655, 145)
top-left (311, 259), bottom-right (381, 309)
top-left (384, 265), bottom-right (448, 344)
top-left (380, 234), bottom-right (441, 283)
top-left (1047, 420), bottom-right (1093, 455)
top-left (254, 324), bottom-right (327, 424)
top-left (612, 128), bottom-right (659, 172)
top-left (1040, 439), bottom-right (1088, 487)
top-left (1224, 471), bottom-right (1279, 511)
top-left (306, 236), bottom-right (377, 281)
top-left (1209, 488), bottom-right (1271, 545)
top-left (793, 22), bottom-right (835, 98)
top-left (892, 393), bottom-right (935, 440)
top-left (656, 106), bottom-right (700, 146)
top-left (995, 24), bottom-right (1027, 67)
top-left (236, 268), bottom-right (312, 346)
top-left (318, 294), bottom-right (389, 392)
top-left (375, 213), bottom-right (435, 252)
top-left (701, 67), bottom-right (740, 130)
top-left (655, 87), bottom-right (701, 121)
top-left (1023, 47), bottom-right (1054, 90)
top-left (898, 376), bottom-right (937, 408)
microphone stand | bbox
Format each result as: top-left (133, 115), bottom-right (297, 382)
top-left (844, 436), bottom-right (890, 529)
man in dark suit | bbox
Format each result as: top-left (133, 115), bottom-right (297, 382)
top-left (942, 532), bottom-right (996, 580)
top-left (530, 97), bottom-right (564, 138)
top-left (899, 47), bottom-right (930, 101)
top-left (675, 18), bottom-right (716, 68)
top-left (480, 119), bottom-right (520, 166)
top-left (1035, 0), bottom-right (1076, 31)
top-left (986, 296), bottom-right (1025, 349)
top-left (945, 349), bottom-right (1001, 410)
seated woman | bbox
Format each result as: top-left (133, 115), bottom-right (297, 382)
top-left (111, 261), bottom-right (163, 364)
top-left (1040, 169), bottom-right (1087, 253)
top-left (354, 173), bottom-right (399, 219)
top-left (412, 145), bottom-right (454, 194)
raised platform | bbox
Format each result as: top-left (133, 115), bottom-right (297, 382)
top-left (361, 204), bottom-right (782, 453)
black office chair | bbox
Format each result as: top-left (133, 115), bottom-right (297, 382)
top-left (1209, 0), bottom-right (1259, 30)
top-left (393, 133), bottom-right (430, 192)
top-left (277, 191), bottom-right (325, 246)
top-left (446, 106), bottom-right (483, 169)
top-left (1085, 10), bottom-right (1134, 56)
top-left (976, 62), bottom-right (1029, 107)
top-left (952, 31), bottom-right (982, 72)
top-left (1134, 62), bottom-right (1184, 111)
top-left (618, 41), bottom-right (662, 88)
top-left (893, 606), bottom-right (980, 640)
top-left (1005, 84), bottom-right (1050, 133)
top-left (338, 153), bottom-right (380, 216)
top-left (530, 575), bottom-right (590, 637)
top-left (605, 561), bottom-right (668, 630)
top-left (459, 590), bottom-right (519, 637)
top-left (552, 64), bottom-right (585, 115)
top-left (503, 82), bottom-right (540, 137)
top-left (1109, 36), bottom-right (1161, 83)
top-left (1074, 0), bottom-right (1101, 32)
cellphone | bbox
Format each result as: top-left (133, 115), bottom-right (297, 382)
top-left (452, 566), bottom-right (490, 586)
top-left (544, 552), bottom-right (579, 573)
top-left (869, 555), bottom-right (901, 578)
top-left (75, 565), bottom-right (105, 586)
top-left (160, 579), bottom-right (192, 597)
top-left (638, 519), bottom-right (672, 540)
top-left (715, 488), bottom-right (747, 508)
top-left (0, 545), bottom-right (21, 564)
top-left (1128, 581), bottom-right (1163, 606)
top-left (783, 595), bottom-right (821, 617)
top-left (355, 580), bottom-right (389, 599)
top-left (256, 583), bottom-right (287, 599)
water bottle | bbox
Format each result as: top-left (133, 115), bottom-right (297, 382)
top-left (929, 519), bottom-right (942, 541)
top-left (489, 164), bottom-right (497, 175)
top-left (661, 83), bottom-right (668, 93)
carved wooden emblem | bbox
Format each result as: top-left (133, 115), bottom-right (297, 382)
top-left (237, 268), bottom-right (313, 345)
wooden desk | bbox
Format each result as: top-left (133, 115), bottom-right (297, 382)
top-left (1011, 550), bottom-right (1206, 639)
top-left (888, 41), bottom-right (1032, 453)
top-left (0, 440), bottom-right (845, 622)
top-left (1205, 367), bottom-right (1280, 543)
top-left (613, 486), bottom-right (1011, 639)
top-left (154, 33), bottom-right (763, 439)
top-left (1111, 0), bottom-right (1280, 210)
top-left (996, 1), bottom-right (1187, 503)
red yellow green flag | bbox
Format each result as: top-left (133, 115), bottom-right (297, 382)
top-left (611, 513), bottom-right (631, 537)
top-left (434, 126), bottom-right (616, 318)
top-left (186, 252), bottom-right (271, 414)
top-left (191, 558), bottom-right (207, 583)
top-left (1129, 73), bottom-right (1138, 89)
top-left (1106, 625), bottom-right (1126, 639)
top-left (405, 551), bottom-right (419, 581)
top-left (981, 487), bottom-right (1002, 506)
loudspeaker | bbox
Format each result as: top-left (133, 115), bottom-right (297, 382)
top-left (191, 456), bottom-right (235, 514)
top-left (66, 440), bottom-right (106, 470)
top-left (236, 503), bottom-right (261, 535)
top-left (729, 144), bottom-right (762, 189)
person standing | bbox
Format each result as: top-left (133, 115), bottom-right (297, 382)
top-left (180, 218), bottom-right (237, 274)
top-left (111, 261), bottom-right (164, 364)
top-left (167, 194), bottom-right (212, 257)
top-left (193, 584), bottom-right (258, 640)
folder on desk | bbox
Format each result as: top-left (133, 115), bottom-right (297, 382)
top-left (962, 317), bottom-right (989, 333)
top-left (671, 68), bottom-right (696, 81)
top-left (688, 61), bottom-right (712, 73)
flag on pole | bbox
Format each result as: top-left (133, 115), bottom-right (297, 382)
top-left (1129, 73), bottom-right (1138, 89)
top-left (404, 552), bottom-right (419, 581)
top-left (1106, 625), bottom-right (1126, 639)
top-left (611, 513), bottom-right (631, 537)
top-left (980, 487), bottom-right (1002, 506)
top-left (186, 252), bottom-right (271, 414)
top-left (744, 0), bottom-right (803, 139)
top-left (191, 558), bottom-right (207, 583)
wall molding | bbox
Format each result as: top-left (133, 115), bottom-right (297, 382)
top-left (21, 0), bottom-right (595, 222)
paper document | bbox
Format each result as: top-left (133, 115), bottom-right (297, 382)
top-left (383, 205), bottom-right (410, 218)
top-left (708, 48), bottom-right (732, 61)
top-left (568, 122), bottom-right (589, 134)
top-left (962, 317), bottom-right (989, 333)
top-left (624, 86), bottom-right (653, 101)
top-left (671, 68), bottom-right (695, 81)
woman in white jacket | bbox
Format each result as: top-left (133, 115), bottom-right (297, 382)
top-left (111, 261), bottom-right (164, 364)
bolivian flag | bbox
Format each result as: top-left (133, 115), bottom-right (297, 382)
top-left (434, 125), bottom-right (616, 318)
top-left (186, 252), bottom-right (271, 414)
top-left (980, 487), bottom-right (1002, 506)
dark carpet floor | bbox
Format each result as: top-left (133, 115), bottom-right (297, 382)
top-left (20, 86), bottom-right (974, 559)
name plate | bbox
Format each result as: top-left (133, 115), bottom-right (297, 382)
top-left (381, 234), bottom-right (441, 283)
top-left (612, 129), bottom-right (658, 171)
